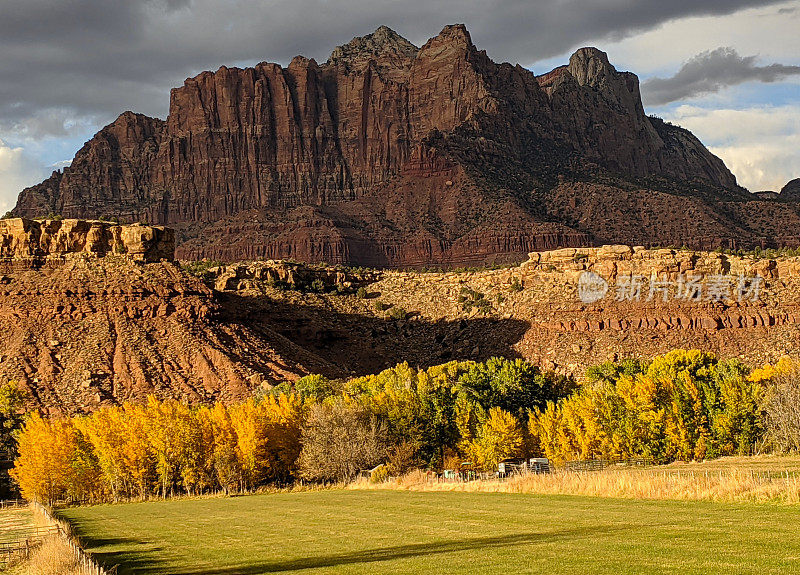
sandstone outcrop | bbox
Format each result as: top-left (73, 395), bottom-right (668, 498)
top-left (13, 26), bottom-right (800, 266)
top-left (0, 218), bottom-right (174, 265)
top-left (208, 260), bottom-right (378, 292)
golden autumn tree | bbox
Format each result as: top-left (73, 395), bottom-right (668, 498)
top-left (77, 406), bottom-right (130, 499)
top-left (144, 397), bottom-right (185, 497)
top-left (201, 403), bottom-right (241, 493)
top-left (12, 414), bottom-right (100, 504)
top-left (463, 407), bottom-right (523, 471)
top-left (118, 403), bottom-right (156, 498)
top-left (259, 393), bottom-right (306, 481)
top-left (229, 399), bottom-right (268, 490)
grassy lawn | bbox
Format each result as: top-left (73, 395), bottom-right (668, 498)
top-left (58, 490), bottom-right (800, 575)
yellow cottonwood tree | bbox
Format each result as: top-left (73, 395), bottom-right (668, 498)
top-left (464, 407), bottom-right (523, 470)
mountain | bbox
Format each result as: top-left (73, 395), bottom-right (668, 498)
top-left (781, 178), bottom-right (800, 201)
top-left (13, 25), bottom-right (800, 266)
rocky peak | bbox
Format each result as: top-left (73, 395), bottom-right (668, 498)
top-left (327, 25), bottom-right (418, 71)
top-left (567, 47), bottom-right (615, 87)
top-left (563, 46), bottom-right (646, 119)
top-left (417, 23), bottom-right (477, 59)
top-left (780, 178), bottom-right (800, 201)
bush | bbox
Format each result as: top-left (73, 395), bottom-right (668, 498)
top-left (763, 371), bottom-right (800, 452)
top-left (386, 441), bottom-right (417, 476)
top-left (297, 400), bottom-right (387, 483)
top-left (388, 307), bottom-right (407, 320)
top-left (509, 278), bottom-right (524, 292)
top-left (374, 301), bottom-right (389, 312)
top-left (294, 374), bottom-right (335, 402)
top-left (309, 279), bottom-right (326, 293)
top-left (356, 286), bottom-right (368, 299)
top-left (182, 260), bottom-right (223, 278)
top-left (459, 287), bottom-right (492, 315)
top-left (369, 464), bottom-right (389, 484)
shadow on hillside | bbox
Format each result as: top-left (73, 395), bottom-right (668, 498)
top-left (86, 525), bottom-right (625, 574)
top-left (217, 292), bottom-right (532, 378)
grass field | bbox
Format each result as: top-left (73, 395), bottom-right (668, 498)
top-left (59, 490), bottom-right (800, 575)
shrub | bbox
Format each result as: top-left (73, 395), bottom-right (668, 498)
top-left (309, 279), bottom-right (326, 293)
top-left (509, 278), bottom-right (524, 293)
top-left (294, 374), bottom-right (335, 401)
top-left (386, 441), bottom-right (417, 476)
top-left (369, 464), bottom-right (389, 484)
top-left (388, 306), bottom-right (407, 320)
top-left (763, 370), bottom-right (800, 452)
top-left (356, 286), bottom-right (368, 299)
top-left (458, 287), bottom-right (492, 315)
top-left (182, 260), bottom-right (223, 278)
top-left (297, 400), bottom-right (387, 483)
top-left (374, 301), bottom-right (389, 312)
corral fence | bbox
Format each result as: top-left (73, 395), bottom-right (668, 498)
top-left (563, 458), bottom-right (653, 472)
top-left (0, 524), bottom-right (59, 568)
top-left (6, 502), bottom-right (118, 574)
top-left (0, 499), bottom-right (24, 510)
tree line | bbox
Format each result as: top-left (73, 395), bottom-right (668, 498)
top-left (8, 352), bottom-right (800, 503)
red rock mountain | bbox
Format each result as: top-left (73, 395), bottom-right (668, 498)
top-left (13, 25), bottom-right (800, 266)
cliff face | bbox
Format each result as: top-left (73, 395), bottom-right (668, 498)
top-left (0, 218), bottom-right (173, 264)
top-left (14, 25), bottom-right (800, 265)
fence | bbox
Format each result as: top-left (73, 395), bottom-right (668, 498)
top-left (0, 525), bottom-right (60, 568)
top-left (30, 502), bottom-right (117, 574)
top-left (563, 458), bottom-right (653, 472)
top-left (0, 499), bottom-right (24, 510)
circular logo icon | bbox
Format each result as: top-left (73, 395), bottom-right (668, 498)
top-left (578, 271), bottom-right (608, 303)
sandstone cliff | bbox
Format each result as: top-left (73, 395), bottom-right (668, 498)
top-left (0, 218), bottom-right (173, 264)
top-left (13, 25), bottom-right (800, 265)
top-left (7, 244), bottom-right (800, 413)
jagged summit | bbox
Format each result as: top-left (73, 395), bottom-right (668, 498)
top-left (327, 25), bottom-right (418, 70)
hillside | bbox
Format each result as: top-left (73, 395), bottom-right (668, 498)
top-left (13, 25), bottom-right (800, 266)
top-left (0, 218), bottom-right (339, 414)
top-left (5, 217), bottom-right (800, 414)
top-left (209, 246), bottom-right (800, 378)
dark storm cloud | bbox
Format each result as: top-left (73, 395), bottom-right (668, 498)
top-left (0, 0), bottom-right (788, 136)
top-left (642, 47), bottom-right (800, 105)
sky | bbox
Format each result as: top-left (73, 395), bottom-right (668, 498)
top-left (1, 0), bottom-right (798, 213)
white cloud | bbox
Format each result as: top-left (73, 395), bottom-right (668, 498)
top-left (600, 1), bottom-right (800, 76)
top-left (0, 140), bottom-right (47, 214)
top-left (667, 105), bottom-right (800, 191)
